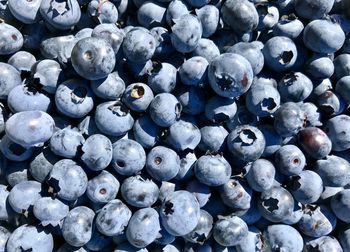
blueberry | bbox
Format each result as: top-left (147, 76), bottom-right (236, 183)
top-left (33, 197), bottom-right (69, 226)
top-left (334, 54), bottom-right (350, 80)
top-left (227, 125), bottom-right (266, 162)
top-left (298, 127), bottom-right (332, 159)
top-left (96, 199), bottom-right (132, 236)
top-left (306, 54), bottom-right (335, 79)
top-left (122, 27), bottom-right (156, 63)
top-left (48, 159), bottom-right (88, 201)
top-left (160, 190), bottom-right (200, 236)
top-left (40, 35), bottom-right (77, 64)
top-left (281, 201), bottom-right (303, 226)
top-left (294, 0), bottom-right (334, 20)
top-left (158, 181), bottom-right (176, 203)
top-left (336, 76), bottom-right (350, 105)
top-left (5, 161), bottom-right (30, 187)
top-left (7, 84), bottom-right (51, 113)
top-left (277, 72), bottom-right (313, 102)
top-left (287, 170), bottom-right (323, 204)
top-left (227, 42), bottom-right (264, 75)
top-left (133, 115), bottom-right (161, 149)
top-left (235, 226), bottom-right (263, 252)
top-left (112, 138), bottom-right (146, 175)
top-left (246, 159), bottom-right (276, 192)
top-left (6, 111), bottom-right (54, 148)
top-left (62, 206), bottom-right (95, 247)
top-left (257, 186), bottom-right (294, 222)
top-left (310, 79), bottom-right (332, 101)
top-left (303, 19), bottom-right (345, 54)
top-left (92, 23), bottom-right (125, 55)
top-left (263, 224), bottom-right (303, 252)
top-left (262, 36), bottom-right (297, 71)
top-left (7, 51), bottom-right (36, 73)
top-left (0, 23), bottom-right (23, 55)
top-left (50, 127), bottom-right (85, 158)
top-left (219, 178), bottom-right (252, 210)
top-left (176, 86), bottom-right (206, 115)
top-left (122, 83), bottom-right (154, 112)
top-left (126, 207), bottom-right (160, 248)
top-left (191, 38), bottom-right (220, 62)
top-left (86, 170), bottom-right (120, 204)
top-left (91, 71), bottom-right (126, 100)
top-left (179, 56), bottom-right (208, 86)
top-left (256, 3), bottom-right (279, 30)
top-left (29, 147), bottom-right (59, 183)
top-left (213, 216), bottom-right (248, 247)
top-left (8, 180), bottom-right (42, 214)
top-left (88, 0), bottom-right (119, 24)
top-left (3, 0), bottom-right (350, 249)
top-left (204, 95), bottom-right (237, 123)
top-left (198, 125), bottom-right (228, 152)
top-left (0, 226), bottom-right (9, 252)
top-left (175, 151), bottom-right (197, 181)
top-left (170, 14), bottom-right (202, 53)
top-left (274, 144), bottom-right (305, 176)
top-left (166, 120), bottom-right (201, 151)
top-left (305, 236), bottom-right (343, 252)
top-left (146, 146), bottom-right (180, 181)
top-left (273, 14), bottom-right (304, 39)
top-left (137, 1), bottom-right (166, 29)
top-left (149, 93), bottom-right (181, 127)
top-left (208, 53), bottom-right (254, 98)
top-left (6, 225), bottom-right (53, 252)
top-left (316, 90), bottom-right (346, 117)
top-left (8, 0), bottom-right (41, 24)
top-left (194, 153), bottom-right (231, 187)
top-left (331, 189), bottom-right (350, 223)
top-left (313, 155), bottom-right (350, 187)
top-left (339, 226), bottom-right (350, 251)
top-left (165, 0), bottom-right (189, 26)
top-left (195, 5), bottom-right (219, 38)
top-left (0, 63), bottom-right (22, 99)
top-left (71, 37), bottom-right (115, 80)
top-left (40, 0), bottom-right (81, 30)
top-left (81, 134), bottom-right (112, 171)
top-left (298, 205), bottom-right (336, 238)
top-left (32, 59), bottom-right (63, 94)
top-left (299, 102), bottom-right (322, 127)
top-left (121, 175), bottom-right (159, 207)
top-left (0, 0), bottom-right (16, 24)
top-left (273, 102), bottom-right (305, 137)
top-left (95, 101), bottom-right (134, 137)
top-left (221, 0), bottom-right (258, 33)
top-left (324, 115), bottom-right (350, 151)
top-left (183, 209), bottom-right (213, 244)
top-left (245, 81), bottom-right (280, 117)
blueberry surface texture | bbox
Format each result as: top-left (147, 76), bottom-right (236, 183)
top-left (1, 0), bottom-right (350, 251)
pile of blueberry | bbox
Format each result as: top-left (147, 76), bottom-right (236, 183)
top-left (2, 0), bottom-right (350, 251)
